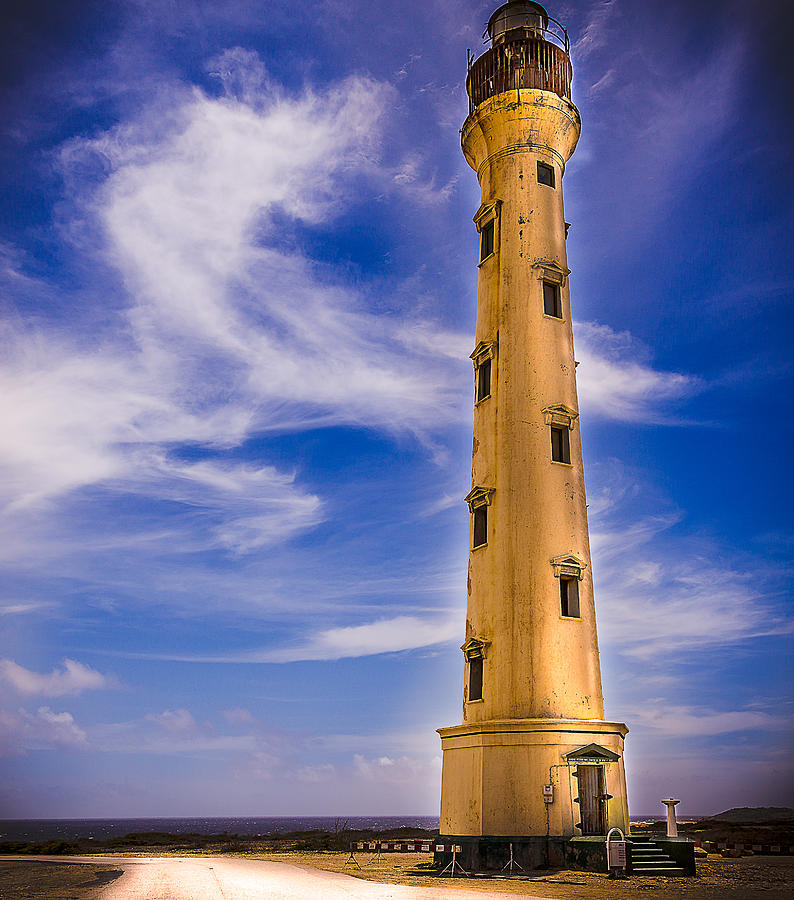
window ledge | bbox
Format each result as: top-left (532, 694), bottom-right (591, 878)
top-left (466, 698), bottom-right (485, 704)
top-left (474, 395), bottom-right (492, 406)
top-left (477, 252), bottom-right (496, 267)
top-left (542, 314), bottom-right (565, 322)
top-left (560, 615), bottom-right (583, 621)
top-left (551, 460), bottom-right (573, 467)
top-left (471, 542), bottom-right (489, 551)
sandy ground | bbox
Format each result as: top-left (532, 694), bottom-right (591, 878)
top-left (0, 856), bottom-right (549, 899)
top-left (1, 852), bottom-right (792, 899)
top-left (257, 851), bottom-right (794, 899)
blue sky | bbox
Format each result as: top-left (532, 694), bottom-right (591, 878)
top-left (0, 0), bottom-right (792, 819)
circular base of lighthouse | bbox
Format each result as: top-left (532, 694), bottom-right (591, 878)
top-left (437, 717), bottom-right (629, 853)
top-left (433, 835), bottom-right (575, 873)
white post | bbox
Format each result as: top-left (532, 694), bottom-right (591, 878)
top-left (662, 798), bottom-right (680, 837)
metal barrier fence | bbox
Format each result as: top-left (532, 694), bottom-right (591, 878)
top-left (349, 840), bottom-right (458, 853)
top-left (346, 840), bottom-right (464, 875)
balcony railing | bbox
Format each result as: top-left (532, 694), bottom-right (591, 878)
top-left (486, 8), bottom-right (570, 54)
top-left (466, 36), bottom-right (572, 113)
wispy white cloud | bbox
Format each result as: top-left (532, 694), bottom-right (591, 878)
top-left (0, 43), bottom-right (698, 595)
top-left (0, 706), bottom-right (88, 757)
top-left (294, 763), bottom-right (336, 783)
top-left (353, 752), bottom-right (441, 784)
top-left (316, 726), bottom-right (442, 758)
top-left (91, 707), bottom-right (262, 755)
top-left (0, 658), bottom-right (114, 697)
top-left (590, 461), bottom-right (793, 660)
top-left (394, 53), bottom-right (421, 81)
top-left (632, 702), bottom-right (790, 738)
top-left (222, 707), bottom-right (256, 725)
top-left (0, 60), bottom-right (469, 573)
top-left (419, 492), bottom-right (460, 519)
top-left (263, 614), bottom-right (460, 662)
top-left (587, 67), bottom-right (616, 99)
top-left (596, 522), bottom-right (792, 659)
top-left (575, 321), bottom-right (698, 423)
top-left (146, 613), bottom-right (462, 663)
top-left (569, 5), bottom-right (742, 250)
top-left (572, 0), bottom-right (618, 59)
top-left (0, 602), bottom-right (52, 616)
top-left (389, 154), bottom-right (458, 205)
top-left (145, 708), bottom-right (201, 734)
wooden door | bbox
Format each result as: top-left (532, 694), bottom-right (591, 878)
top-left (577, 765), bottom-right (606, 835)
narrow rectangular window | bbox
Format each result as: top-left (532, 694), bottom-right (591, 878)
top-left (480, 219), bottom-right (494, 261)
top-left (543, 280), bottom-right (562, 318)
top-left (476, 358), bottom-right (491, 402)
top-left (472, 505), bottom-right (487, 548)
top-left (551, 425), bottom-right (570, 463)
top-left (469, 657), bottom-right (483, 701)
top-left (537, 161), bottom-right (555, 187)
top-left (560, 577), bottom-right (580, 618)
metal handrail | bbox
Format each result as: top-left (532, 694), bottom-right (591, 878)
top-left (483, 10), bottom-right (569, 53)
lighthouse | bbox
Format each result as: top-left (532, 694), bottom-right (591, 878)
top-left (437, 0), bottom-right (630, 870)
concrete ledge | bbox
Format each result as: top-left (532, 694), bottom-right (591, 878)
top-left (438, 718), bottom-right (629, 741)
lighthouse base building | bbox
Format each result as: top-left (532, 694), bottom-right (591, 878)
top-left (438, 720), bottom-right (629, 869)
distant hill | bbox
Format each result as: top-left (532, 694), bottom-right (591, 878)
top-left (707, 807), bottom-right (794, 823)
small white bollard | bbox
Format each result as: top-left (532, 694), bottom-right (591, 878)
top-left (662, 798), bottom-right (680, 837)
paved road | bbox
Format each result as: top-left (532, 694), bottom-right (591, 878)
top-left (3, 855), bottom-right (552, 899)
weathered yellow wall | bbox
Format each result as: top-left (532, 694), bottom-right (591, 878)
top-left (438, 86), bottom-right (630, 839)
top-left (463, 89), bottom-right (600, 723)
top-left (439, 720), bottom-right (630, 837)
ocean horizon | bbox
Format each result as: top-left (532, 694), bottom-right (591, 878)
top-left (0, 816), bottom-right (440, 843)
top-left (1, 814), bottom-right (684, 843)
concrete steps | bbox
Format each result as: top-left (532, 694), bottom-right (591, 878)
top-left (629, 838), bottom-right (686, 876)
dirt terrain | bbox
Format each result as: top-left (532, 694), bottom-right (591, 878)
top-left (262, 850), bottom-right (794, 899)
top-left (2, 815), bottom-right (793, 899)
top-left (0, 860), bottom-right (124, 899)
top-left (1, 853), bottom-right (793, 900)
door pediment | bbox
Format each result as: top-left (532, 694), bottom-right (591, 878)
top-left (565, 743), bottom-right (620, 763)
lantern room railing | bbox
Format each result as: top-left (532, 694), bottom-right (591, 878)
top-left (466, 36), bottom-right (572, 112)
top-left (467, 8), bottom-right (572, 115)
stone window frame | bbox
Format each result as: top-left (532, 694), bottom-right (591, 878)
top-left (543, 404), bottom-right (578, 466)
top-left (471, 339), bottom-right (497, 405)
top-left (550, 553), bottom-right (587, 581)
top-left (543, 404), bottom-right (578, 431)
top-left (465, 486), bottom-right (494, 550)
top-left (551, 554), bottom-right (587, 620)
top-left (474, 200), bottom-right (501, 266)
top-left (461, 637), bottom-right (489, 704)
top-left (533, 259), bottom-right (570, 320)
top-left (461, 636), bottom-right (490, 660)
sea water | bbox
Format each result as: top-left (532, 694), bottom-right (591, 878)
top-left (0, 816), bottom-right (441, 843)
